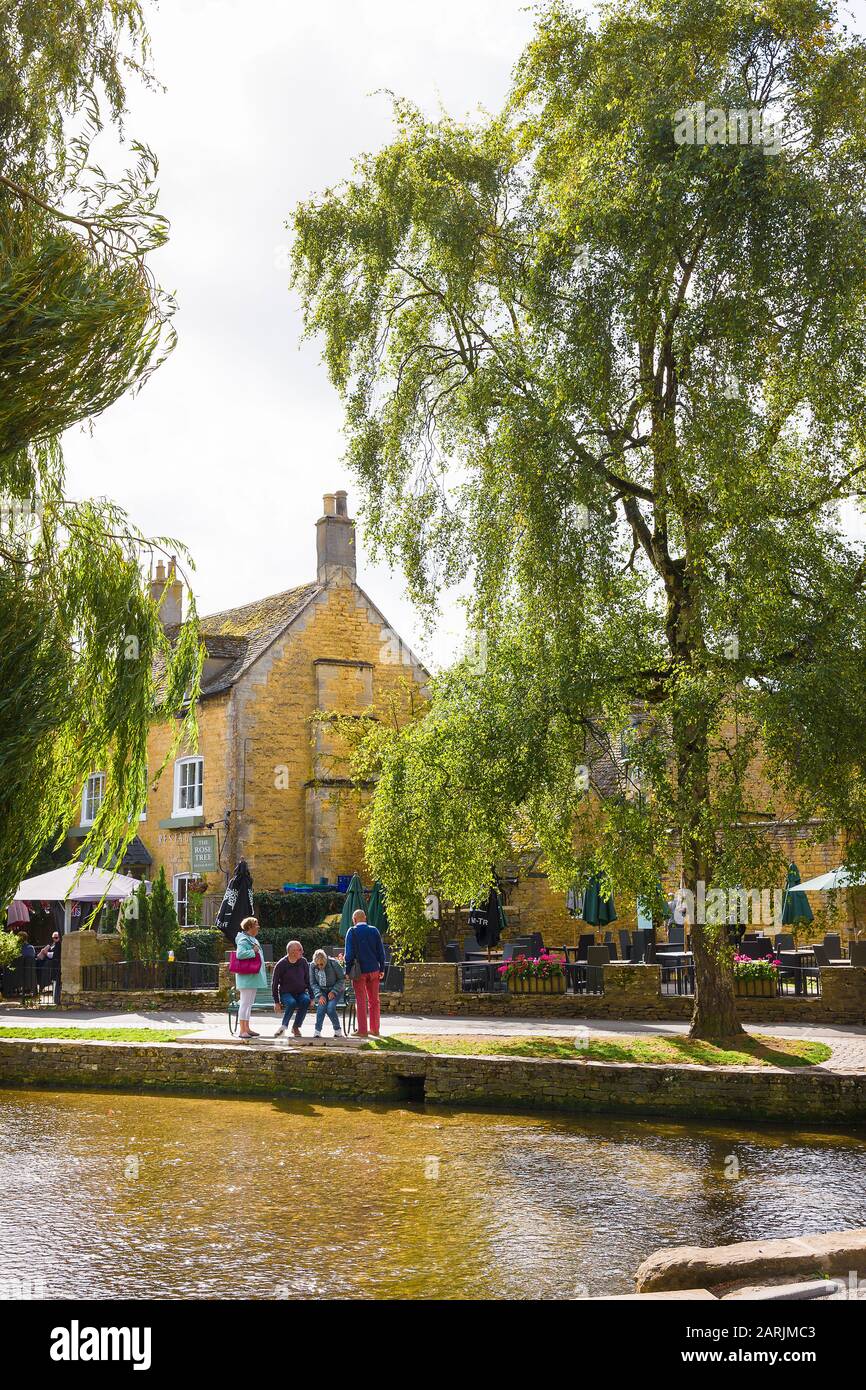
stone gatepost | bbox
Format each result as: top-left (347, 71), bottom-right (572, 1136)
top-left (60, 932), bottom-right (122, 999)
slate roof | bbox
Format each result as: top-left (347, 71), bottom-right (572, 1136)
top-left (196, 582), bottom-right (322, 697)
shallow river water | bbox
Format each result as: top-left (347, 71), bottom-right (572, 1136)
top-left (2, 1088), bottom-right (866, 1299)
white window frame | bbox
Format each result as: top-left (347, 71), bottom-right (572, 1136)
top-left (173, 755), bottom-right (204, 816)
top-left (174, 873), bottom-right (201, 928)
top-left (81, 772), bottom-right (106, 827)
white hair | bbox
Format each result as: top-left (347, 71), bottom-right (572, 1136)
top-left (312, 948), bottom-right (328, 966)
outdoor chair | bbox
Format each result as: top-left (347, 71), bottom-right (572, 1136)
top-left (462, 936), bottom-right (483, 956)
top-left (739, 938), bottom-right (772, 960)
top-left (774, 933), bottom-right (795, 952)
top-left (667, 924), bottom-right (685, 948)
top-left (849, 941), bottom-right (866, 967)
top-left (443, 941), bottom-right (461, 962)
top-left (585, 944), bottom-right (610, 993)
top-left (576, 933), bottom-right (595, 962)
top-left (812, 943), bottom-right (831, 967)
top-left (619, 930), bottom-right (632, 961)
top-left (823, 934), bottom-right (842, 959)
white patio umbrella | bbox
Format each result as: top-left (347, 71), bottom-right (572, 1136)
top-left (791, 867), bottom-right (866, 893)
top-left (12, 863), bottom-right (145, 933)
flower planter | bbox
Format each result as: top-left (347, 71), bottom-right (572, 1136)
top-left (510, 974), bottom-right (565, 995)
top-left (734, 977), bottom-right (775, 998)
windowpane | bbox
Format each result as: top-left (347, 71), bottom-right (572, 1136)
top-left (83, 773), bottom-right (105, 824)
top-left (176, 758), bottom-right (203, 812)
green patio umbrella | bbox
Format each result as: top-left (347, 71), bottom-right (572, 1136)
top-left (366, 880), bottom-right (388, 933)
top-left (339, 872), bottom-right (367, 939)
top-left (781, 862), bottom-right (814, 927)
top-left (580, 873), bottom-right (617, 926)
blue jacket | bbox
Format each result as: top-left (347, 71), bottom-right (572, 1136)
top-left (344, 922), bottom-right (386, 976)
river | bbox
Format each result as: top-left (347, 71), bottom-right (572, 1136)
top-left (2, 1088), bottom-right (865, 1299)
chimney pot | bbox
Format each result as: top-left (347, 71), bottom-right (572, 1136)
top-left (316, 490), bottom-right (356, 584)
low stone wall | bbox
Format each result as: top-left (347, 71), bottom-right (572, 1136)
top-left (2, 1038), bottom-right (866, 1124)
top-left (378, 962), bottom-right (866, 1026)
top-left (59, 990), bottom-right (226, 1012)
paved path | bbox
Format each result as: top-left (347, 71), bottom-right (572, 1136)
top-left (2, 1005), bottom-right (866, 1069)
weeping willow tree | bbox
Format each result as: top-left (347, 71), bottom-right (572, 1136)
top-left (292, 0), bottom-right (866, 1037)
top-left (0, 2), bottom-right (201, 908)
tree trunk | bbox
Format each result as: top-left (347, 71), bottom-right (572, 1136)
top-left (689, 912), bottom-right (743, 1040)
top-left (676, 708), bottom-right (744, 1041)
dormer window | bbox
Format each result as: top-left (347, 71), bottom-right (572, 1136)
top-left (173, 756), bottom-right (204, 816)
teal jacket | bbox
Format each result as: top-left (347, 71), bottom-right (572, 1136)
top-left (233, 931), bottom-right (269, 992)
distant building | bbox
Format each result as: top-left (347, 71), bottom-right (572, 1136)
top-left (69, 492), bottom-right (428, 923)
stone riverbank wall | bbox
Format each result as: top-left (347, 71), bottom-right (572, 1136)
top-left (1, 1039), bottom-right (865, 1125)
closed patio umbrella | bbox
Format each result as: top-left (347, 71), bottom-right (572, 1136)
top-left (215, 859), bottom-right (254, 943)
top-left (781, 862), bottom-right (813, 926)
top-left (581, 873), bottom-right (617, 926)
top-left (366, 880), bottom-right (388, 933)
top-left (339, 872), bottom-right (367, 939)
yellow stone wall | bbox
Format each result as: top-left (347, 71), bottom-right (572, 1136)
top-left (144, 693), bottom-right (232, 891)
top-left (142, 576), bottom-right (425, 896)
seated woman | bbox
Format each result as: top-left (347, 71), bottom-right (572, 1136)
top-left (309, 948), bottom-right (346, 1039)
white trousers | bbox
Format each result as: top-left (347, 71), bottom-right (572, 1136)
top-left (238, 988), bottom-right (257, 1022)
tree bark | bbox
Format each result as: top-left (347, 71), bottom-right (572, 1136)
top-left (676, 708), bottom-right (744, 1040)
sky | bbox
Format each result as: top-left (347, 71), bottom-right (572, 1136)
top-left (63, 0), bottom-right (866, 671)
top-left (63, 0), bottom-right (540, 671)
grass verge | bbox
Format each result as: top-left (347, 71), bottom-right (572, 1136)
top-left (0, 1027), bottom-right (197, 1043)
top-left (364, 1033), bottom-right (832, 1068)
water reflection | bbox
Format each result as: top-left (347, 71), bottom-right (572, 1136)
top-left (2, 1090), bottom-right (865, 1299)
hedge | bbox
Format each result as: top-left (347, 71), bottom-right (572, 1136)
top-left (179, 929), bottom-right (225, 964)
top-left (253, 891), bottom-right (345, 932)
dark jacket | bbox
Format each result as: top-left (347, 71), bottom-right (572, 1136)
top-left (344, 922), bottom-right (386, 976)
top-left (271, 954), bottom-right (310, 1003)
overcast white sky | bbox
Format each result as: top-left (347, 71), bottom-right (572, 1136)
top-left (63, 0), bottom-right (541, 670)
top-left (63, 0), bottom-right (866, 670)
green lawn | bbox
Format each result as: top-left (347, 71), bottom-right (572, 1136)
top-left (364, 1033), bottom-right (833, 1068)
top-left (0, 1026), bottom-right (197, 1043)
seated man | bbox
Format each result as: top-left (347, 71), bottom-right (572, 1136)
top-left (272, 939), bottom-right (311, 1038)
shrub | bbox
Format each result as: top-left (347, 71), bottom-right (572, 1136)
top-left (120, 881), bottom-right (150, 961)
top-left (257, 923), bottom-right (342, 962)
top-left (0, 930), bottom-right (22, 970)
top-left (149, 867), bottom-right (181, 959)
top-left (179, 928), bottom-right (225, 963)
top-left (253, 891), bottom-right (344, 932)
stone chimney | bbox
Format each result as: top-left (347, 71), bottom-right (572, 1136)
top-left (150, 556), bottom-right (183, 627)
top-left (316, 490), bottom-right (356, 583)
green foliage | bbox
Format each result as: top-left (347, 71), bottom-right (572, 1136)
top-left (121, 870), bottom-right (179, 962)
top-left (253, 891), bottom-right (345, 933)
top-left (256, 924), bottom-right (343, 962)
top-left (148, 867), bottom-right (180, 960)
top-left (0, 929), bottom-right (22, 969)
top-left (0, 2), bottom-right (201, 907)
top-left (179, 928), bottom-right (224, 964)
top-left (120, 879), bottom-right (149, 961)
top-left (292, 0), bottom-right (866, 1035)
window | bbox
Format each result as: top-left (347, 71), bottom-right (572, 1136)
top-left (81, 772), bottom-right (105, 826)
top-left (174, 874), bottom-right (202, 928)
top-left (173, 756), bottom-right (203, 815)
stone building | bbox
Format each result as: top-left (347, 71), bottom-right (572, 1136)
top-left (69, 492), bottom-right (428, 923)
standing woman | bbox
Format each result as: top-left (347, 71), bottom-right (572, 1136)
top-left (233, 916), bottom-right (268, 1041)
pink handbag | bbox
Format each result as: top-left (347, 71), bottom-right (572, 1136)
top-left (230, 948), bottom-right (260, 975)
